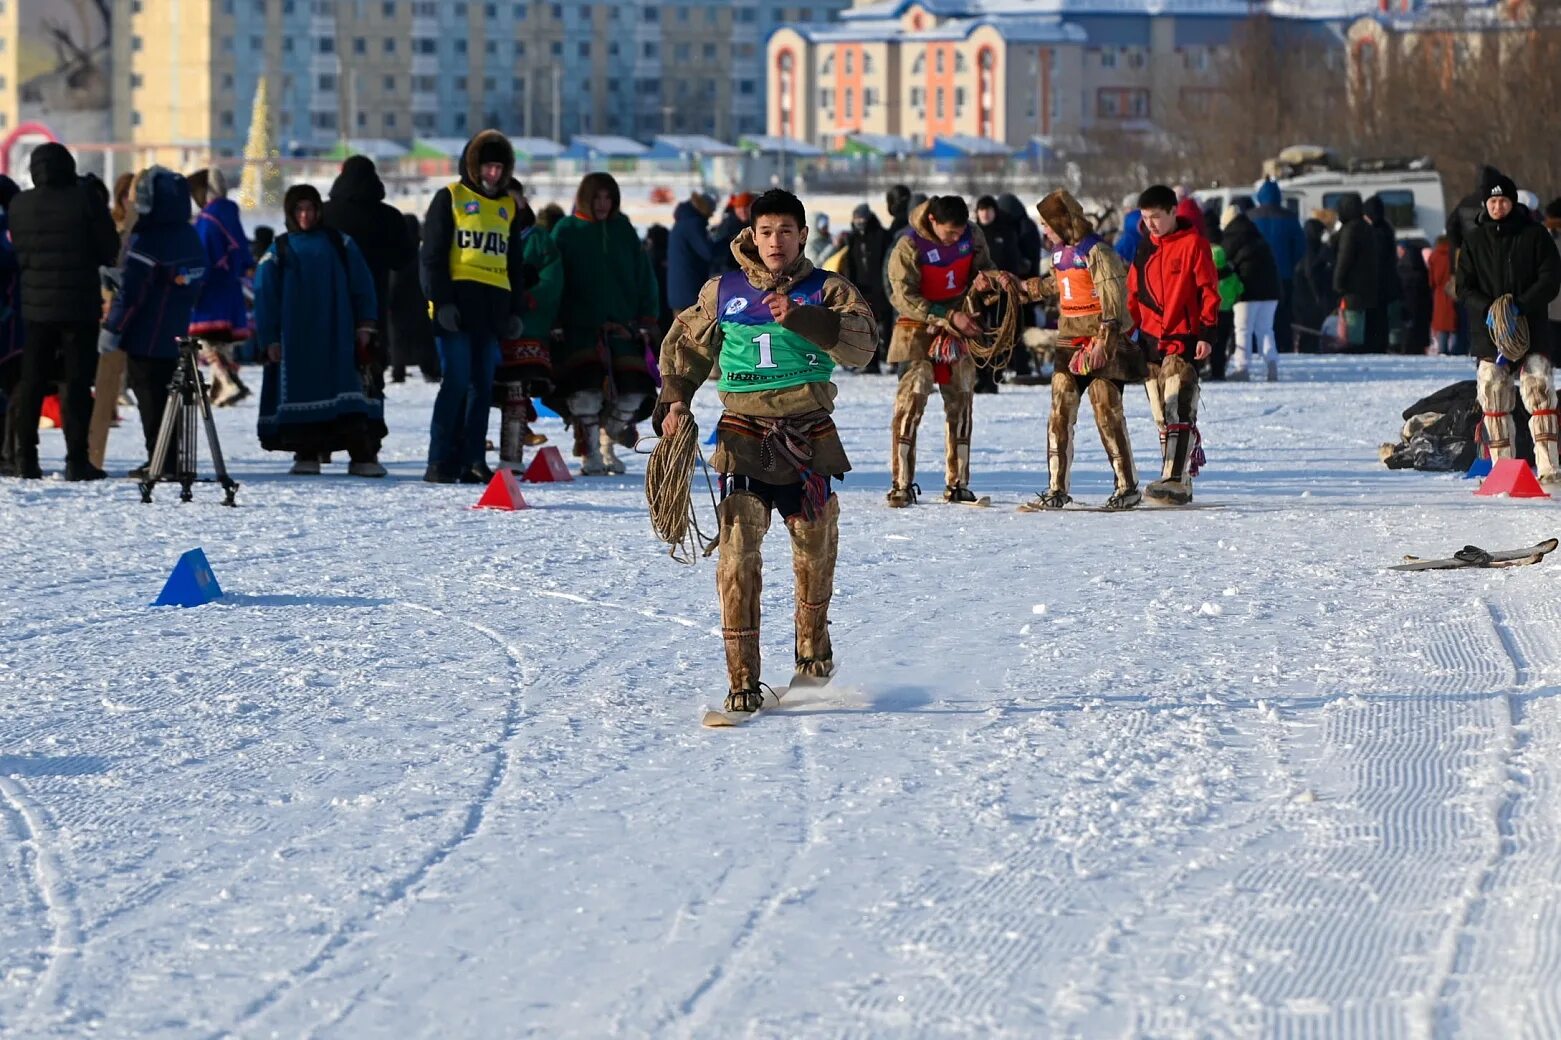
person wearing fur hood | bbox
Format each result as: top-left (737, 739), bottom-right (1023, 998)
top-left (883, 194), bottom-right (996, 506)
top-left (550, 171), bottom-right (662, 476)
top-left (653, 189), bottom-right (877, 715)
top-left (1014, 189), bottom-right (1147, 510)
top-left (186, 167), bottom-right (254, 407)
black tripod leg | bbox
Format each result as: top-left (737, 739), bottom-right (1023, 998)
top-left (142, 375), bottom-right (186, 504)
top-left (193, 361), bottom-right (239, 506)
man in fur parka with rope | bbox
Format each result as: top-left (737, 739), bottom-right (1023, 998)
top-left (884, 195), bottom-right (996, 507)
top-left (1016, 189), bottom-right (1148, 510)
top-left (654, 189), bottom-right (877, 716)
top-left (1456, 174), bottom-right (1561, 483)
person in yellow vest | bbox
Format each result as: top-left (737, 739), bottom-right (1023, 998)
top-left (420, 130), bottom-right (529, 484)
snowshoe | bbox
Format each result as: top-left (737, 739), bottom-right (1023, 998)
top-left (348, 460), bottom-right (388, 478)
top-left (794, 656), bottom-right (834, 681)
top-left (600, 441), bottom-right (627, 476)
top-left (1018, 489), bottom-right (1072, 512)
top-left (886, 482), bottom-right (920, 508)
top-left (1103, 486), bottom-right (1142, 510)
top-left (289, 458), bottom-right (321, 476)
top-left (1144, 477), bottom-right (1193, 506)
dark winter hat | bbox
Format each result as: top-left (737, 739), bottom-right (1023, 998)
top-left (283, 183), bottom-right (324, 233)
top-left (0, 174), bottom-right (17, 212)
top-left (690, 191), bottom-right (716, 218)
top-left (975, 194), bottom-right (998, 212)
top-left (852, 203), bottom-right (872, 221)
top-left (1545, 198), bottom-right (1561, 222)
top-left (1487, 174), bottom-right (1519, 202)
top-left (477, 138), bottom-right (510, 166)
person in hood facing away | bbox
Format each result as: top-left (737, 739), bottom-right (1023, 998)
top-left (98, 167), bottom-right (207, 478)
top-left (653, 189), bottom-right (877, 715)
top-left (1012, 189), bottom-right (1147, 510)
top-left (711, 192), bottom-right (755, 276)
top-left (1115, 209), bottom-right (1143, 266)
top-left (324, 155), bottom-right (415, 395)
top-left (996, 193), bottom-right (1043, 380)
top-left (254, 184), bottom-right (385, 476)
top-left (550, 171), bottom-right (661, 476)
top-left (1128, 184), bottom-right (1220, 505)
top-left (884, 194), bottom-right (996, 506)
top-left (1457, 174), bottom-right (1561, 483)
top-left (1220, 204), bottom-right (1282, 381)
top-left (420, 129), bottom-right (529, 483)
top-left (185, 167), bottom-right (253, 407)
top-left (7, 142), bottom-right (120, 480)
top-left (0, 174), bottom-right (22, 476)
top-left (667, 191), bottom-right (720, 313)
top-left (1332, 192), bottom-right (1378, 351)
top-left (1248, 179), bottom-right (1306, 353)
top-left (1362, 195), bottom-right (1403, 352)
top-left (885, 184), bottom-right (912, 239)
top-left (1397, 239), bottom-right (1432, 354)
top-left (387, 214), bottom-right (438, 383)
top-left (806, 212), bottom-right (835, 266)
top-left (1427, 234), bottom-right (1459, 356)
top-left (840, 203), bottom-right (891, 372)
top-left (492, 177), bottom-right (561, 472)
top-left (1292, 218), bottom-right (1337, 354)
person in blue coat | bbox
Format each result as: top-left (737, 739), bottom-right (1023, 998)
top-left (99, 167), bottom-right (207, 478)
top-left (666, 191), bottom-right (719, 312)
top-left (1114, 208), bottom-right (1143, 265)
top-left (1248, 179), bottom-right (1307, 352)
top-left (254, 184), bottom-right (385, 477)
top-left (186, 167), bottom-right (254, 406)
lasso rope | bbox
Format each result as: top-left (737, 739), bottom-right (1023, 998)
top-left (1488, 293), bottom-right (1529, 363)
top-left (930, 276), bottom-right (1025, 371)
top-left (643, 416), bottom-right (720, 564)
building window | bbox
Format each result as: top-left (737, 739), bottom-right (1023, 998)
top-left (552, 41), bottom-right (562, 56)
top-left (935, 50), bottom-right (943, 73)
top-left (1097, 87), bottom-right (1150, 119)
top-left (1100, 49), bottom-right (1116, 68)
top-left (385, 112), bottom-right (397, 128)
top-left (739, 79), bottom-right (755, 95)
top-left (955, 86), bottom-right (966, 113)
top-left (515, 40), bottom-right (525, 56)
top-left (487, 39), bottom-right (497, 53)
top-left (642, 41), bottom-right (656, 57)
top-left (318, 73), bottom-right (337, 90)
top-left (936, 87), bottom-right (945, 118)
top-left (131, 35), bottom-right (143, 52)
top-left (130, 73), bottom-right (143, 88)
top-left (910, 86), bottom-right (923, 108)
top-left (955, 52), bottom-right (966, 72)
top-left (222, 110), bottom-right (235, 128)
top-left (643, 6), bottom-right (657, 20)
top-left (515, 3), bottom-right (526, 17)
top-left (353, 36), bottom-right (366, 53)
top-left (863, 53), bottom-right (874, 74)
top-left (844, 88), bottom-right (853, 119)
top-left (384, 74), bottom-right (396, 90)
top-left (357, 111), bottom-right (367, 128)
top-left (579, 41), bottom-right (590, 57)
top-left (383, 1), bottom-right (395, 15)
top-left (455, 38), bottom-right (467, 53)
top-left (821, 54), bottom-right (833, 74)
top-left (384, 37), bottom-right (396, 52)
top-left (702, 42), bottom-right (715, 60)
top-left (912, 52), bottom-right (923, 74)
top-left (318, 36), bottom-right (333, 53)
top-left (844, 50), bottom-right (853, 75)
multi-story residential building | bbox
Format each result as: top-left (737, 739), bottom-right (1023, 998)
top-left (0, 0), bottom-right (17, 135)
top-left (110, 0), bottom-right (853, 165)
top-left (767, 0), bottom-right (1367, 151)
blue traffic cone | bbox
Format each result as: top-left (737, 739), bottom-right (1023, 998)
top-left (153, 548), bottom-right (224, 608)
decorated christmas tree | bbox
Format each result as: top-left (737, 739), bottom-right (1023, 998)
top-left (237, 76), bottom-right (282, 210)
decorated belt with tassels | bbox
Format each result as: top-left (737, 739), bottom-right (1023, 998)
top-left (715, 411), bottom-right (837, 520)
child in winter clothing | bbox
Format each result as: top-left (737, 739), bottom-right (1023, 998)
top-left (1209, 242), bottom-right (1242, 379)
top-left (187, 167), bottom-right (253, 407)
top-left (1427, 236), bottom-right (1459, 356)
top-left (1128, 184), bottom-right (1221, 505)
top-left (653, 189), bottom-right (877, 714)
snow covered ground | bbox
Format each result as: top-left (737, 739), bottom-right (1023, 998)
top-left (4, 354), bottom-right (1561, 1038)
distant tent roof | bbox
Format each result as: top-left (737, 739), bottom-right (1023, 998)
top-left (564, 135), bottom-right (649, 159)
top-left (839, 132), bottom-right (918, 157)
top-left (413, 137), bottom-right (471, 159)
top-left (920, 134), bottom-right (1014, 159)
top-left (739, 135), bottom-right (825, 157)
top-left (647, 134), bottom-right (743, 158)
top-left (325, 138), bottom-right (409, 161)
top-left (510, 137), bottom-right (567, 160)
top-left (1017, 137), bottom-right (1059, 163)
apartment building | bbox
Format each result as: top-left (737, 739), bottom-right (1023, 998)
top-left (109, 0), bottom-right (852, 164)
top-left (768, 0), bottom-right (1367, 151)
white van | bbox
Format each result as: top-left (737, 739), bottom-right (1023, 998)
top-left (1196, 149), bottom-right (1446, 243)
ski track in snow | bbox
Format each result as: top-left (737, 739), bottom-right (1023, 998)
top-left (11, 355), bottom-right (1561, 1036)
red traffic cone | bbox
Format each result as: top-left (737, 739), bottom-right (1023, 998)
top-left (1475, 458), bottom-right (1551, 499)
top-left (473, 469), bottom-right (531, 510)
top-left (522, 445), bottom-right (574, 483)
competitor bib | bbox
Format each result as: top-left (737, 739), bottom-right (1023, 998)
top-left (1052, 233), bottom-right (1104, 319)
top-left (446, 180), bottom-right (512, 291)
top-left (914, 227), bottom-right (975, 303)
top-left (716, 268), bottom-right (835, 393)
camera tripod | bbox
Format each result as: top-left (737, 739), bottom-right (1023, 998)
top-left (140, 336), bottom-right (240, 506)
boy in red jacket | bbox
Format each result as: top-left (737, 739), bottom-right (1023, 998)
top-left (1128, 184), bottom-right (1220, 505)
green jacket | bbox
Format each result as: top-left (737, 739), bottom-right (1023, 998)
top-left (519, 224), bottom-right (562, 343)
top-left (551, 211), bottom-right (660, 353)
top-left (1213, 244), bottom-right (1243, 312)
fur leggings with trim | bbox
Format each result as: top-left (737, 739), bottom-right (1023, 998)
top-left (1479, 354), bottom-right (1559, 481)
top-left (890, 356), bottom-right (976, 492)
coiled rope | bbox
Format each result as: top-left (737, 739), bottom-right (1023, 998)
top-left (1488, 293), bottom-right (1530, 363)
top-left (643, 417), bottom-right (720, 564)
top-left (929, 276), bottom-right (1025, 371)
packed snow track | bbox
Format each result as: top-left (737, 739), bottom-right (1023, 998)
top-left (4, 355), bottom-right (1561, 1038)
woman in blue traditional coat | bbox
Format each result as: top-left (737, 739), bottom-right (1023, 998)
top-left (186, 168), bottom-right (253, 406)
top-left (254, 184), bottom-right (385, 476)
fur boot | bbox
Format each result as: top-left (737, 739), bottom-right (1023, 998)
top-left (1047, 370), bottom-right (1082, 495)
top-left (1520, 353), bottom-right (1560, 483)
top-left (568, 389), bottom-right (609, 475)
top-left (787, 494), bottom-right (839, 678)
top-left (890, 383), bottom-right (928, 501)
top-left (1089, 377), bottom-right (1137, 496)
top-left (498, 385), bottom-right (530, 469)
top-left (717, 491), bottom-right (770, 693)
top-left (940, 387), bottom-right (974, 490)
top-left (1477, 359), bottom-right (1518, 460)
top-left (1146, 354), bottom-right (1200, 504)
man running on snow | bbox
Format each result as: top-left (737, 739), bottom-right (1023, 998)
top-left (1016, 189), bottom-right (1147, 510)
top-left (1457, 173), bottom-right (1561, 483)
top-left (654, 189), bottom-right (877, 715)
top-left (884, 194), bottom-right (995, 506)
top-left (1128, 184), bottom-right (1220, 505)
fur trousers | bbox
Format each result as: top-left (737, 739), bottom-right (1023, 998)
top-left (891, 357), bottom-right (976, 491)
top-left (1144, 355), bottom-right (1201, 485)
top-left (1048, 371), bottom-right (1137, 495)
top-left (1478, 355), bottom-right (1559, 481)
top-left (716, 492), bottom-right (839, 692)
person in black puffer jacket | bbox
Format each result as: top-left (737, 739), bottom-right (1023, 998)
top-left (387, 213), bottom-right (438, 383)
top-left (1457, 173), bottom-right (1561, 484)
top-left (7, 143), bottom-right (120, 480)
top-left (841, 204), bottom-right (891, 372)
top-left (1292, 219), bottom-right (1337, 353)
top-left (1332, 192), bottom-right (1378, 353)
top-left (1363, 195), bottom-right (1403, 352)
top-left (1220, 205), bottom-right (1281, 381)
top-left (324, 155), bottom-right (415, 395)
